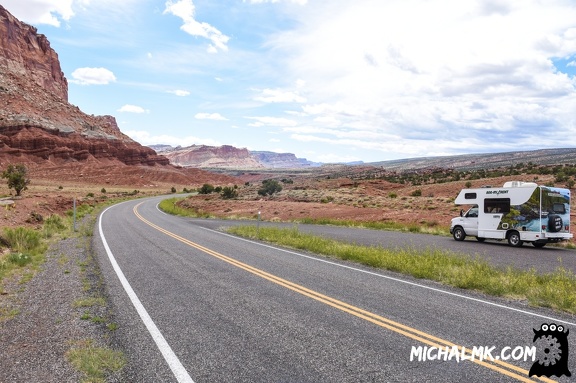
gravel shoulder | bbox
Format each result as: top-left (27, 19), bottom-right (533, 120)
top-left (0, 219), bottom-right (123, 383)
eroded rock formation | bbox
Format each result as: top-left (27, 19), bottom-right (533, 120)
top-left (0, 5), bottom-right (168, 168)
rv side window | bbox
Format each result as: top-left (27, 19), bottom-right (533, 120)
top-left (464, 193), bottom-right (477, 199)
top-left (484, 198), bottom-right (510, 213)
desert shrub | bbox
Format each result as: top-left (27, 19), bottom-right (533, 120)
top-left (388, 192), bottom-right (397, 198)
top-left (258, 179), bottom-right (283, 196)
top-left (101, 188), bottom-right (106, 193)
top-left (410, 189), bottom-right (422, 197)
top-left (221, 186), bottom-right (238, 199)
top-left (2, 227), bottom-right (42, 253)
top-left (43, 214), bottom-right (68, 238)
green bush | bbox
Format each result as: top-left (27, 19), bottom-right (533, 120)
top-left (221, 186), bottom-right (238, 199)
top-left (8, 252), bottom-right (32, 267)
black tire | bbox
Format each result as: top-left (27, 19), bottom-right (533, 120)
top-left (548, 215), bottom-right (563, 233)
top-left (475, 237), bottom-right (485, 242)
top-left (533, 242), bottom-right (546, 248)
top-left (507, 231), bottom-right (523, 247)
top-left (453, 227), bottom-right (466, 241)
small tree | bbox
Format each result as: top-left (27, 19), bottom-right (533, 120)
top-left (1, 164), bottom-right (30, 196)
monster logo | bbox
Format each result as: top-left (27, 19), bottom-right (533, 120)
top-left (529, 323), bottom-right (571, 378)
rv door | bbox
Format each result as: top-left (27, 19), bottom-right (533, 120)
top-left (462, 205), bottom-right (479, 236)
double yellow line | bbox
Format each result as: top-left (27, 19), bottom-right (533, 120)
top-left (134, 203), bottom-right (555, 383)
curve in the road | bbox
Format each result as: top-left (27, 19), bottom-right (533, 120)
top-left (130, 202), bottom-right (549, 383)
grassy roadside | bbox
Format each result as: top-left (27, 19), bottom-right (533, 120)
top-left (0, 200), bottom-right (129, 382)
top-left (227, 225), bottom-right (576, 315)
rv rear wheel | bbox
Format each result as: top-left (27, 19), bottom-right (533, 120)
top-left (452, 227), bottom-right (466, 241)
top-left (507, 231), bottom-right (523, 247)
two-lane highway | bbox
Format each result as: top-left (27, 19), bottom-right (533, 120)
top-left (95, 196), bottom-right (576, 382)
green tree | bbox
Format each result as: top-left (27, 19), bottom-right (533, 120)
top-left (198, 184), bottom-right (215, 194)
top-left (258, 179), bottom-right (282, 196)
top-left (2, 164), bottom-right (30, 196)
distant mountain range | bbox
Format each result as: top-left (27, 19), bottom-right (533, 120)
top-left (149, 144), bottom-right (323, 169)
top-left (370, 148), bottom-right (576, 171)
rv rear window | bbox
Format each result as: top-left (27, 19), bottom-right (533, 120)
top-left (464, 193), bottom-right (477, 199)
top-left (553, 203), bottom-right (566, 214)
top-left (484, 198), bottom-right (510, 213)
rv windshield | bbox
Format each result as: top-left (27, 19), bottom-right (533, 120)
top-left (465, 206), bottom-right (479, 217)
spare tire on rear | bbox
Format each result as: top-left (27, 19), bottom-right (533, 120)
top-left (548, 215), bottom-right (563, 232)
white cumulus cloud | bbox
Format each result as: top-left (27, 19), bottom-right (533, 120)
top-left (70, 67), bottom-right (116, 85)
top-left (164, 0), bottom-right (230, 52)
top-left (1, 0), bottom-right (74, 27)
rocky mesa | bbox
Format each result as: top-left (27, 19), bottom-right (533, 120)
top-left (152, 144), bottom-right (316, 169)
top-left (0, 5), bottom-right (169, 169)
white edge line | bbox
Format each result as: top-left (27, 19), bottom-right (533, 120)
top-left (198, 225), bottom-right (576, 328)
top-left (99, 204), bottom-right (195, 383)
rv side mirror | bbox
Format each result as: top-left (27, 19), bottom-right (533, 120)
top-left (460, 209), bottom-right (464, 217)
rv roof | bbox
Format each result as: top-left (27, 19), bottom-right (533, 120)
top-left (503, 181), bottom-right (537, 188)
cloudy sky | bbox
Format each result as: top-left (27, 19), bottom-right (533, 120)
top-left (4, 0), bottom-right (576, 163)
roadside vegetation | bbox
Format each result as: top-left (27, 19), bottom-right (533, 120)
top-left (227, 225), bottom-right (576, 314)
top-left (0, 187), bottom-right (135, 381)
top-left (67, 339), bottom-right (125, 383)
top-left (159, 196), bottom-right (448, 235)
top-left (0, 214), bottom-right (67, 295)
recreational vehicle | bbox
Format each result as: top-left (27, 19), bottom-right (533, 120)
top-left (450, 181), bottom-right (572, 247)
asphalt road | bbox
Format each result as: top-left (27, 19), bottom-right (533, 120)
top-left (94, 195), bottom-right (576, 382)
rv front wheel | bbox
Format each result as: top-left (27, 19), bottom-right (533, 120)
top-left (453, 227), bottom-right (466, 241)
top-left (507, 231), bottom-right (523, 247)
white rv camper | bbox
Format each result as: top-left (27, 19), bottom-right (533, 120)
top-left (450, 181), bottom-right (572, 247)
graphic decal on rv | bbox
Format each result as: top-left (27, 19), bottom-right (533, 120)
top-left (495, 187), bottom-right (570, 233)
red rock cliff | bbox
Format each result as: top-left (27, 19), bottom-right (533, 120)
top-left (0, 5), bottom-right (169, 167)
top-left (0, 5), bottom-right (67, 101)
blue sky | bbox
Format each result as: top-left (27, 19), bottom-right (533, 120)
top-left (4, 0), bottom-right (576, 163)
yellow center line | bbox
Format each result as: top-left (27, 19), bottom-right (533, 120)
top-left (134, 203), bottom-right (556, 383)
